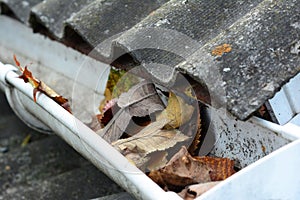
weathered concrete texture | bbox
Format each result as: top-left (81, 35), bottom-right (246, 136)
top-left (29, 0), bottom-right (94, 39)
top-left (0, 93), bottom-right (48, 151)
top-left (113, 0), bottom-right (262, 67)
top-left (0, 0), bottom-right (42, 23)
top-left (0, 136), bottom-right (87, 190)
top-left (178, 0), bottom-right (300, 120)
top-left (0, 93), bottom-right (125, 199)
top-left (1, 164), bottom-right (123, 200)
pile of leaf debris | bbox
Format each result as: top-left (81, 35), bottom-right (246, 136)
top-left (94, 69), bottom-right (236, 199)
top-left (12, 56), bottom-right (237, 199)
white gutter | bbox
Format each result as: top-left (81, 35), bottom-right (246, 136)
top-left (0, 61), bottom-right (180, 200)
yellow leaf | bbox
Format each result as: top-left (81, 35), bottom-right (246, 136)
top-left (157, 92), bottom-right (194, 129)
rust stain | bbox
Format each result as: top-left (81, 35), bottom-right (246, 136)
top-left (212, 44), bottom-right (232, 56)
top-left (261, 145), bottom-right (266, 153)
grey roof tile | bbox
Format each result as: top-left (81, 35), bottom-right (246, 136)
top-left (29, 0), bottom-right (94, 39)
top-left (1, 0), bottom-right (300, 120)
top-left (115, 0), bottom-right (263, 45)
top-left (178, 0), bottom-right (300, 119)
top-left (111, 0), bottom-right (263, 84)
top-left (0, 0), bottom-right (42, 23)
top-left (64, 0), bottom-right (168, 59)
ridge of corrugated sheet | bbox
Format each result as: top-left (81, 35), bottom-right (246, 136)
top-left (0, 0), bottom-right (299, 120)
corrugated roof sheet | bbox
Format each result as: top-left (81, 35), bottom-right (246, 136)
top-left (30, 0), bottom-right (94, 39)
top-left (178, 0), bottom-right (300, 119)
top-left (0, 0), bottom-right (42, 23)
top-left (0, 0), bottom-right (299, 120)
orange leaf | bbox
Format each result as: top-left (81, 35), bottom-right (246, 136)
top-left (52, 96), bottom-right (71, 113)
top-left (194, 156), bottom-right (236, 181)
top-left (13, 54), bottom-right (21, 68)
top-left (188, 112), bottom-right (201, 155)
top-left (21, 67), bottom-right (40, 88)
top-left (148, 146), bottom-right (211, 191)
top-left (13, 55), bottom-right (72, 113)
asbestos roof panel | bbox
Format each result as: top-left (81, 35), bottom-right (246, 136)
top-left (64, 0), bottom-right (168, 59)
top-left (112, 0), bottom-right (263, 83)
top-left (29, 0), bottom-right (94, 39)
top-left (0, 0), bottom-right (42, 23)
top-left (1, 0), bottom-right (300, 120)
top-left (178, 0), bottom-right (300, 120)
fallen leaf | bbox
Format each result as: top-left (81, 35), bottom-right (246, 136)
top-left (19, 66), bottom-right (39, 88)
top-left (98, 108), bottom-right (131, 143)
top-left (178, 181), bottom-right (221, 199)
top-left (98, 98), bottom-right (118, 127)
top-left (99, 68), bottom-right (141, 113)
top-left (21, 134), bottom-right (31, 147)
top-left (88, 115), bottom-right (102, 132)
top-left (13, 55), bottom-right (71, 113)
top-left (99, 88), bottom-right (113, 114)
top-left (194, 156), bottom-right (236, 181)
top-left (148, 146), bottom-right (212, 191)
top-left (187, 111), bottom-right (202, 155)
top-left (112, 119), bottom-right (190, 155)
top-left (156, 92), bottom-right (194, 129)
top-left (39, 82), bottom-right (71, 112)
top-left (125, 151), bottom-right (150, 170)
top-left (146, 151), bottom-right (168, 171)
top-left (128, 94), bottom-right (164, 117)
top-left (118, 81), bottom-right (164, 117)
top-left (111, 69), bottom-right (139, 98)
top-left (98, 81), bottom-right (165, 143)
top-left (125, 150), bottom-right (168, 172)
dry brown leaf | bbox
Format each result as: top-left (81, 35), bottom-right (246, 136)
top-left (194, 156), bottom-right (236, 181)
top-left (146, 151), bottom-right (168, 171)
top-left (125, 151), bottom-right (150, 170)
top-left (156, 92), bottom-right (194, 129)
top-left (125, 150), bottom-right (168, 172)
top-left (118, 81), bottom-right (164, 117)
top-left (112, 119), bottom-right (190, 155)
top-left (98, 81), bottom-right (164, 143)
top-left (99, 88), bottom-right (113, 114)
top-left (178, 181), bottom-right (221, 199)
top-left (13, 55), bottom-right (71, 113)
top-left (99, 109), bottom-right (132, 143)
top-left (39, 81), bottom-right (71, 112)
top-left (148, 146), bottom-right (211, 191)
top-left (187, 111), bottom-right (202, 155)
top-left (97, 98), bottom-right (119, 128)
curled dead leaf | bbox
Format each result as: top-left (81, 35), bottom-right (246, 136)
top-left (98, 81), bottom-right (164, 143)
top-left (194, 156), bottom-right (236, 181)
top-left (13, 55), bottom-right (71, 113)
top-left (187, 110), bottom-right (201, 155)
top-left (156, 92), bottom-right (194, 129)
top-left (112, 119), bottom-right (190, 155)
top-left (125, 150), bottom-right (168, 172)
top-left (148, 146), bottom-right (212, 191)
top-left (118, 81), bottom-right (164, 117)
